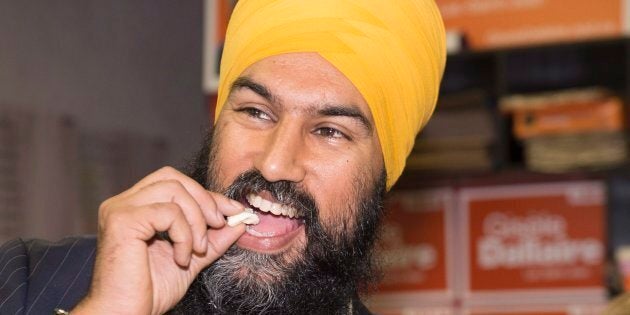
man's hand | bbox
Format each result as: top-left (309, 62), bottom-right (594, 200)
top-left (72, 167), bottom-right (246, 315)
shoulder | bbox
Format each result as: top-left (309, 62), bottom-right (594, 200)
top-left (0, 238), bottom-right (30, 313)
top-left (0, 236), bottom-right (97, 314)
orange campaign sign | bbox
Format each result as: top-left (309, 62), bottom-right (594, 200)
top-left (377, 189), bottom-right (452, 293)
top-left (459, 181), bottom-right (606, 298)
top-left (372, 307), bottom-right (455, 315)
top-left (465, 303), bottom-right (607, 315)
top-left (469, 312), bottom-right (565, 315)
top-left (435, 0), bottom-right (630, 50)
top-left (369, 189), bottom-right (456, 314)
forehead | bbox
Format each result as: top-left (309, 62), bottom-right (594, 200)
top-left (237, 53), bottom-right (375, 122)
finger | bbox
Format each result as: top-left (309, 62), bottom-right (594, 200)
top-left (206, 224), bottom-right (246, 257)
top-left (207, 191), bottom-right (246, 217)
top-left (139, 202), bottom-right (194, 267)
top-left (162, 175), bottom-right (244, 221)
top-left (123, 167), bottom-right (244, 226)
top-left (197, 196), bottom-right (225, 230)
top-left (125, 180), bottom-right (210, 254)
top-left (190, 224), bottom-right (246, 273)
top-left (121, 167), bottom-right (185, 197)
top-left (124, 167), bottom-right (207, 202)
top-left (198, 192), bottom-right (246, 230)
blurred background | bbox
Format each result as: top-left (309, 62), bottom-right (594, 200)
top-left (2, 0), bottom-right (630, 314)
top-left (0, 1), bottom-right (207, 241)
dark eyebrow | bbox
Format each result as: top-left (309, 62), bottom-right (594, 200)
top-left (230, 77), bottom-right (274, 103)
top-left (318, 105), bottom-right (373, 134)
top-left (231, 76), bottom-right (373, 134)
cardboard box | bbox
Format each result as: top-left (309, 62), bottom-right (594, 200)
top-left (465, 303), bottom-right (607, 315)
top-left (459, 181), bottom-right (607, 305)
top-left (369, 189), bottom-right (456, 309)
top-left (436, 0), bottom-right (630, 50)
top-left (500, 88), bottom-right (625, 139)
top-left (370, 307), bottom-right (456, 315)
top-left (514, 97), bottom-right (624, 139)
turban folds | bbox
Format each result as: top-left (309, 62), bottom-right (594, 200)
top-left (214, 0), bottom-right (446, 190)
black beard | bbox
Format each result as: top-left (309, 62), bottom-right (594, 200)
top-left (168, 132), bottom-right (386, 314)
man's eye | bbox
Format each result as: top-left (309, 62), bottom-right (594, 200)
top-left (240, 107), bottom-right (271, 121)
top-left (315, 127), bottom-right (348, 140)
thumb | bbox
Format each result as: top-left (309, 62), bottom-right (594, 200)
top-left (190, 225), bottom-right (246, 273)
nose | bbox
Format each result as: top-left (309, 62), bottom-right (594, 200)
top-left (254, 121), bottom-right (306, 183)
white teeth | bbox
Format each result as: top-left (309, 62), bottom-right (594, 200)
top-left (259, 199), bottom-right (272, 212)
top-left (245, 193), bottom-right (301, 218)
top-left (253, 195), bottom-right (263, 207)
top-left (270, 203), bottom-right (282, 215)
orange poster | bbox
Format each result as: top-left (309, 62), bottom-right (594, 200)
top-left (378, 190), bottom-right (452, 292)
top-left (371, 307), bottom-right (455, 315)
top-left (460, 182), bottom-right (606, 297)
top-left (465, 303), bottom-right (607, 315)
top-left (468, 311), bottom-right (564, 315)
top-left (436, 0), bottom-right (629, 50)
top-left (369, 189), bottom-right (455, 311)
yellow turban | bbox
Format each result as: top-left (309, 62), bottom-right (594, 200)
top-left (214, 0), bottom-right (446, 190)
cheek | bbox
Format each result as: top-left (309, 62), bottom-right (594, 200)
top-left (309, 146), bottom-right (382, 229)
top-left (311, 163), bottom-right (362, 224)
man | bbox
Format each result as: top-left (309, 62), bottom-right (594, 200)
top-left (0, 0), bottom-right (445, 314)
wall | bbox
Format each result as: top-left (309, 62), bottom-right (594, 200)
top-left (0, 0), bottom-right (207, 240)
top-left (0, 0), bottom-right (207, 168)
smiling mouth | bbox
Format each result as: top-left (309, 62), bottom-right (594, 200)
top-left (243, 192), bottom-right (305, 238)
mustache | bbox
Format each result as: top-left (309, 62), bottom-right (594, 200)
top-left (222, 170), bottom-right (318, 224)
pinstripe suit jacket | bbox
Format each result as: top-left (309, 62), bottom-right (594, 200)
top-left (0, 237), bottom-right (375, 315)
top-left (0, 236), bottom-right (96, 315)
